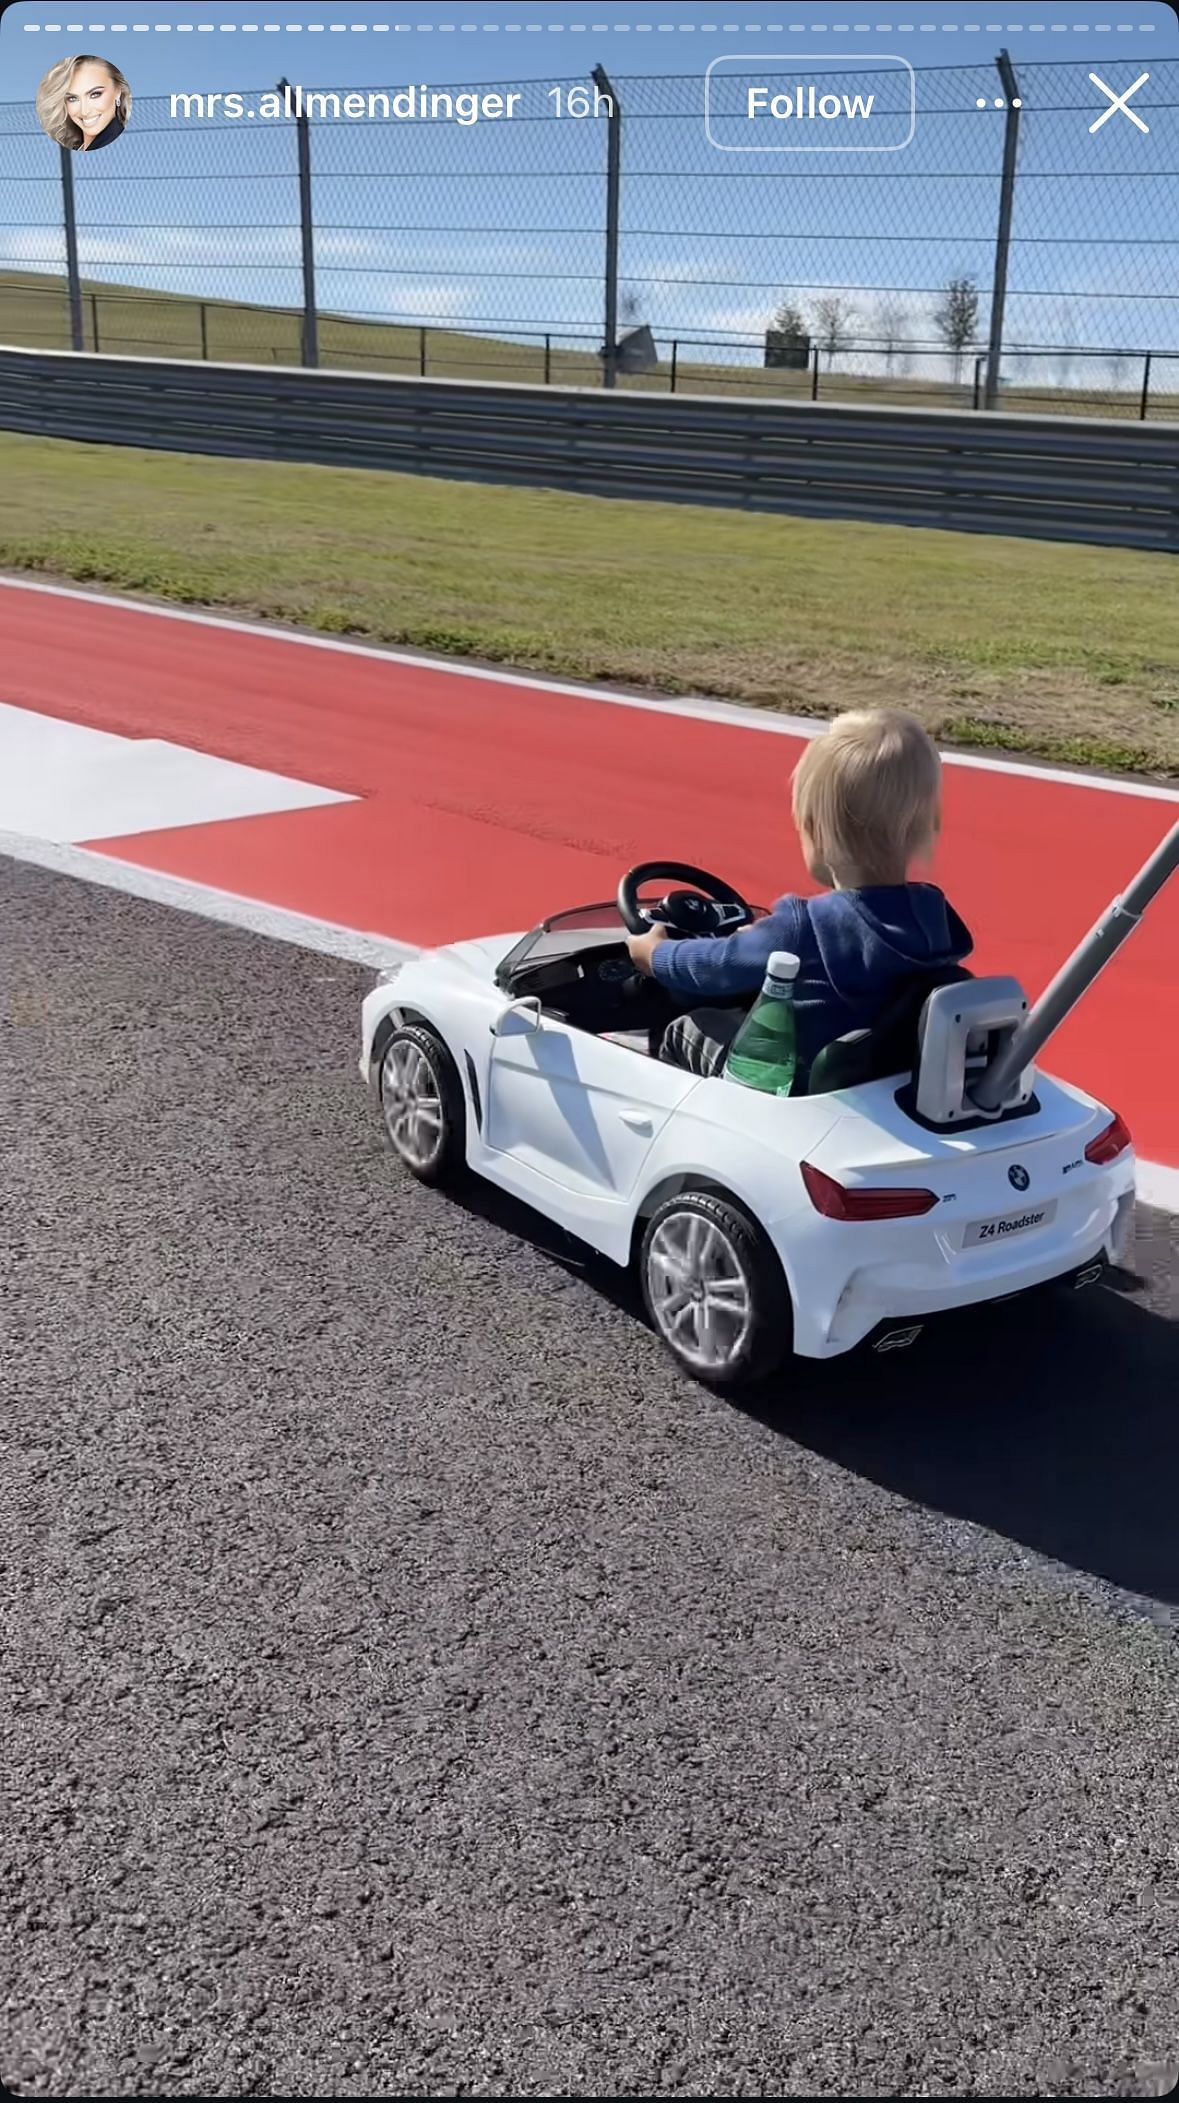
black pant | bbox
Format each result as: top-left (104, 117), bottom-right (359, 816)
top-left (659, 1006), bottom-right (745, 1077)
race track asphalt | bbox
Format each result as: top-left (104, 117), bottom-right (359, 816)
top-left (4, 857), bottom-right (1178, 2100)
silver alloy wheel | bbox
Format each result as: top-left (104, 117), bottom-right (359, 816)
top-left (645, 1208), bottom-right (754, 1372)
top-left (381, 1038), bottom-right (444, 1170)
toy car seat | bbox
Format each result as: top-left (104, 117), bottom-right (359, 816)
top-left (805, 964), bottom-right (974, 1095)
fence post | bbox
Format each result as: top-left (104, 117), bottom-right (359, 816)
top-left (59, 145), bottom-right (84, 352)
top-left (544, 332), bottom-right (551, 385)
top-left (593, 64), bottom-right (622, 389)
top-left (90, 290), bottom-right (100, 352)
top-left (810, 343), bottom-right (820, 401)
top-left (670, 340), bottom-right (678, 394)
top-left (419, 327), bottom-right (427, 377)
top-left (199, 301), bottom-right (209, 360)
top-left (972, 354), bottom-right (983, 410)
top-left (278, 78), bottom-right (318, 368)
top-left (1139, 352), bottom-right (1152, 421)
top-left (984, 48), bottom-right (1022, 409)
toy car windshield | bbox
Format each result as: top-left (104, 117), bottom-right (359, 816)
top-left (496, 902), bottom-right (625, 989)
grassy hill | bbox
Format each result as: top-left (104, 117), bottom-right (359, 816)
top-left (1, 269), bottom-right (1173, 420)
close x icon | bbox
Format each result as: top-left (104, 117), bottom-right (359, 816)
top-left (1088, 70), bottom-right (1151, 134)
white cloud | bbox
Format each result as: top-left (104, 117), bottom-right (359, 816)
top-left (0, 225), bottom-right (299, 271)
top-left (695, 302), bottom-right (775, 338)
top-left (0, 226), bottom-right (66, 267)
top-left (320, 276), bottom-right (476, 323)
top-left (379, 281), bottom-right (474, 320)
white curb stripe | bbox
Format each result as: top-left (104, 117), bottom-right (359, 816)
top-left (0, 701), bottom-right (353, 842)
top-left (0, 826), bottom-right (414, 970)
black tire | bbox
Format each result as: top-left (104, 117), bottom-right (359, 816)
top-left (639, 1189), bottom-right (792, 1391)
top-left (378, 1022), bottom-right (467, 1188)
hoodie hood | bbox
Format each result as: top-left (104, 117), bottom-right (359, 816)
top-left (806, 884), bottom-right (974, 1003)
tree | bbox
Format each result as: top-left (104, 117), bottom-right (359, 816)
top-left (872, 295), bottom-right (910, 377)
top-left (1104, 347), bottom-right (1131, 398)
top-left (1055, 302), bottom-right (1080, 392)
top-left (812, 293), bottom-right (856, 371)
top-left (764, 294), bottom-right (811, 372)
top-left (770, 296), bottom-right (808, 342)
top-left (932, 276), bottom-right (980, 385)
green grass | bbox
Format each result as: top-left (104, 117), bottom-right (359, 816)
top-left (3, 269), bottom-right (1176, 422)
top-left (3, 427), bottom-right (1177, 778)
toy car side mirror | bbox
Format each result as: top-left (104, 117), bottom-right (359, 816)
top-left (492, 996), bottom-right (542, 1037)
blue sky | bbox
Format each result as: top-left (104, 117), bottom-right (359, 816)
top-left (1, 1), bottom-right (1176, 377)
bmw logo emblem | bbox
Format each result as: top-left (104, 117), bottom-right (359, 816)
top-left (1008, 1163), bottom-right (1030, 1192)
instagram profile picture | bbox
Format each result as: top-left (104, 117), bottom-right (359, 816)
top-left (36, 54), bottom-right (131, 153)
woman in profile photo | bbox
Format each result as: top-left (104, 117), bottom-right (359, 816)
top-left (35, 55), bottom-right (131, 152)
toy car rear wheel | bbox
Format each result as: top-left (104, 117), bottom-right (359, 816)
top-left (379, 1022), bottom-right (466, 1187)
top-left (640, 1190), bottom-right (791, 1391)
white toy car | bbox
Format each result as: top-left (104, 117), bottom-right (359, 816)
top-left (360, 839), bottom-right (1175, 1392)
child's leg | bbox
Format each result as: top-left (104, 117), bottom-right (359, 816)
top-left (659, 1006), bottom-right (744, 1076)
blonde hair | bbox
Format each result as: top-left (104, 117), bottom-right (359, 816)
top-left (35, 55), bottom-right (131, 149)
top-left (792, 708), bottom-right (942, 887)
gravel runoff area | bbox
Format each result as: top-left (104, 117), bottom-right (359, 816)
top-left (3, 857), bottom-right (1178, 2099)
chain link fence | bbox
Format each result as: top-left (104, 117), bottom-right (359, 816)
top-left (1, 56), bottom-right (1175, 418)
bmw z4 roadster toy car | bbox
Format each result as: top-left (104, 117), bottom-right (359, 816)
top-left (360, 829), bottom-right (1176, 1392)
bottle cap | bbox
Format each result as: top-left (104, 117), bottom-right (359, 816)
top-left (766, 950), bottom-right (801, 981)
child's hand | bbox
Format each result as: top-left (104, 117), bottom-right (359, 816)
top-left (626, 925), bottom-right (669, 974)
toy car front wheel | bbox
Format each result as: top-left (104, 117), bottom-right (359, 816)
top-left (379, 1023), bottom-right (466, 1187)
top-left (640, 1190), bottom-right (791, 1391)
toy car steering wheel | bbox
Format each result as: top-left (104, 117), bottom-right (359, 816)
top-left (618, 860), bottom-right (754, 939)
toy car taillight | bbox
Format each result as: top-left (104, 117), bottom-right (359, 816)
top-left (1084, 1111), bottom-right (1131, 1166)
top-left (801, 1161), bottom-right (938, 1221)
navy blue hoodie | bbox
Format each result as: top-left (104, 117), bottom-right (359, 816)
top-left (651, 883), bottom-right (973, 1082)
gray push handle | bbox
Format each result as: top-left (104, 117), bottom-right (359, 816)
top-left (971, 818), bottom-right (1179, 1114)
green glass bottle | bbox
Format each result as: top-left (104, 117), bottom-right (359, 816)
top-left (724, 951), bottom-right (800, 1096)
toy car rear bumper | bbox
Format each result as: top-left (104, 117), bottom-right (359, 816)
top-left (858, 1251), bottom-right (1114, 1357)
top-left (779, 1173), bottom-right (1135, 1359)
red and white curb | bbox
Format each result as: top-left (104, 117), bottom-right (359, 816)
top-left (1, 574), bottom-right (1175, 1215)
top-left (3, 572), bottom-right (1178, 806)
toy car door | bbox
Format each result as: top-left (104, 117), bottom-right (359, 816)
top-left (484, 1002), bottom-right (696, 1198)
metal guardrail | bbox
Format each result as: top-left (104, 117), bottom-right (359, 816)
top-left (2, 347), bottom-right (1177, 554)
